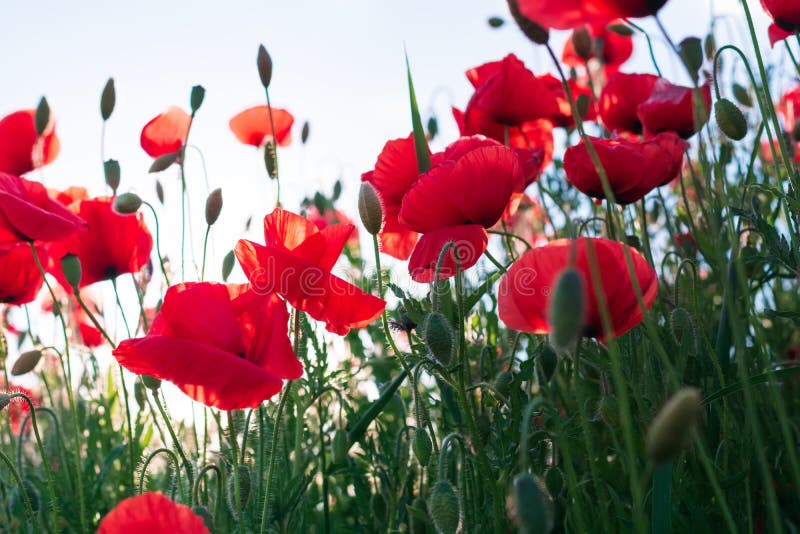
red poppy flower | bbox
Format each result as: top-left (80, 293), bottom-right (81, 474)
top-left (0, 110), bottom-right (60, 176)
top-left (235, 208), bottom-right (385, 335)
top-left (761, 0), bottom-right (800, 33)
top-left (399, 136), bottom-right (527, 282)
top-left (0, 173), bottom-right (86, 245)
top-left (563, 132), bottom-right (688, 204)
top-left (637, 79), bottom-right (712, 138)
top-left (97, 492), bottom-right (210, 534)
top-left (539, 74), bottom-right (598, 129)
top-left (498, 237), bottom-right (657, 341)
top-left (454, 107), bottom-right (555, 165)
top-left (361, 135), bottom-right (425, 260)
top-left (0, 243), bottom-right (46, 305)
top-left (769, 23), bottom-right (794, 46)
top-left (777, 85), bottom-right (800, 131)
top-left (48, 196), bottom-right (152, 288)
top-left (599, 72), bottom-right (659, 135)
top-left (114, 282), bottom-right (300, 410)
top-left (50, 186), bottom-right (89, 206)
top-left (595, 0), bottom-right (670, 18)
top-left (516, 0), bottom-right (617, 29)
top-left (140, 106), bottom-right (191, 158)
top-left (562, 20), bottom-right (634, 73)
top-left (229, 106), bottom-right (294, 147)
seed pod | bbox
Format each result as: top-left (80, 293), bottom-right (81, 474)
top-left (512, 473), bottom-right (553, 534)
top-left (714, 98), bottom-right (747, 141)
top-left (494, 370), bottom-right (513, 397)
top-left (371, 492), bottom-right (388, 525)
top-left (506, 0), bottom-right (549, 44)
top-left (264, 141), bottom-right (277, 179)
top-left (104, 159), bottom-right (121, 193)
top-left (548, 268), bottom-right (585, 353)
top-left (141, 374), bottom-right (161, 391)
top-left (35, 97), bottom-right (50, 136)
top-left (134, 380), bottom-right (146, 411)
top-left (301, 121), bottom-right (310, 144)
top-left (423, 312), bottom-right (454, 365)
top-left (428, 481), bottom-right (460, 534)
top-left (205, 188), bottom-right (223, 226)
top-left (100, 78), bottom-right (116, 120)
top-left (222, 250), bottom-right (236, 281)
top-left (571, 27), bottom-right (593, 61)
top-left (678, 37), bottom-right (703, 80)
top-left (358, 182), bottom-right (383, 235)
top-left (192, 505), bottom-right (214, 531)
top-left (257, 44), bottom-right (273, 89)
top-left (412, 428), bottom-right (432, 466)
top-left (61, 254), bottom-right (82, 291)
top-left (11, 349), bottom-right (42, 376)
top-left (190, 85), bottom-right (205, 114)
top-left (645, 387), bottom-right (702, 463)
top-left (606, 23), bottom-right (633, 36)
top-left (331, 429), bottom-right (348, 464)
top-left (226, 465), bottom-right (252, 513)
top-left (487, 16), bottom-right (504, 28)
top-left (113, 192), bottom-right (142, 214)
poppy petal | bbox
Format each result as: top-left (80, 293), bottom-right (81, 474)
top-left (140, 106), bottom-right (191, 158)
top-left (97, 492), bottom-right (211, 534)
top-left (229, 106), bottom-right (294, 147)
top-left (0, 110), bottom-right (59, 176)
top-left (408, 225), bottom-right (488, 283)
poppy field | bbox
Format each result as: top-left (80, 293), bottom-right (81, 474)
top-left (3, 0), bottom-right (800, 532)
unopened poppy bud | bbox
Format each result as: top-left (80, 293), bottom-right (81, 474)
top-left (423, 311), bottom-right (454, 365)
top-left (606, 23), bottom-right (633, 36)
top-left (506, 0), bottom-right (549, 45)
top-left (10, 480), bottom-right (40, 516)
top-left (539, 343), bottom-right (558, 381)
top-left (155, 180), bottom-right (165, 204)
top-left (571, 27), bottom-right (593, 61)
top-left (104, 159), bottom-right (121, 193)
top-left (35, 97), bottom-right (50, 136)
top-left (409, 496), bottom-right (429, 534)
top-left (134, 381), bottom-right (146, 411)
top-left (358, 182), bottom-right (383, 235)
top-left (512, 473), bottom-right (553, 534)
top-left (149, 151), bottom-right (180, 173)
top-left (703, 33), bottom-right (716, 60)
top-left (101, 78), bottom-right (116, 120)
top-left (222, 250), bottom-right (236, 281)
top-left (192, 505), bottom-right (214, 531)
top-left (141, 374), bottom-right (161, 391)
top-left (0, 393), bottom-right (12, 411)
top-left (113, 192), bottom-right (142, 214)
top-left (61, 254), bottom-right (82, 290)
top-left (576, 94), bottom-right (590, 121)
top-left (732, 83), bottom-right (752, 107)
top-left (427, 116), bottom-right (439, 141)
top-left (412, 428), bottom-right (432, 466)
top-left (669, 307), bottom-right (695, 344)
top-left (428, 481), bottom-right (460, 534)
top-left (11, 349), bottom-right (42, 376)
top-left (548, 268), bottom-right (585, 353)
top-left (257, 44), bottom-right (273, 89)
top-left (488, 16), bottom-right (504, 28)
top-left (678, 37), bottom-right (703, 80)
top-left (264, 141), bottom-right (277, 179)
top-left (544, 468), bottom-right (564, 496)
top-left (645, 387), bottom-right (702, 463)
top-left (301, 121), bottom-right (310, 144)
top-left (714, 98), bottom-right (747, 141)
top-left (494, 370), bottom-right (513, 397)
top-left (371, 492), bottom-right (388, 524)
top-left (331, 429), bottom-right (348, 464)
top-left (226, 465), bottom-right (251, 513)
top-left (205, 188), bottom-right (223, 226)
top-left (190, 85), bottom-right (205, 114)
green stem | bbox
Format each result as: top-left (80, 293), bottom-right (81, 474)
top-left (227, 411), bottom-right (247, 534)
top-left (259, 380), bottom-right (293, 533)
top-left (152, 390), bottom-right (194, 494)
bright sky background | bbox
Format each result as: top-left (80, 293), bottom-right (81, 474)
top-left (1, 0), bottom-right (786, 411)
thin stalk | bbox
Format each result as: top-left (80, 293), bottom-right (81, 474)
top-left (227, 411), bottom-right (247, 534)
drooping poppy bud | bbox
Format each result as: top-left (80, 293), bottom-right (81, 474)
top-left (257, 44), bottom-right (273, 89)
top-left (141, 374), bottom-right (162, 391)
top-left (226, 465), bottom-right (251, 513)
top-left (645, 387), bottom-right (702, 463)
top-left (205, 188), bottom-right (223, 226)
top-left (331, 429), bottom-right (348, 464)
top-left (512, 473), bottom-right (553, 534)
top-left (714, 98), bottom-right (748, 141)
top-left (423, 312), bottom-right (454, 365)
top-left (410, 497), bottom-right (429, 534)
top-left (358, 182), bottom-right (383, 235)
top-left (113, 192), bottom-right (143, 214)
top-left (494, 370), bottom-right (513, 397)
top-left (488, 16), bottom-right (504, 28)
top-left (11, 349), bottom-right (42, 376)
top-left (155, 180), bottom-right (165, 204)
top-left (301, 121), bottom-right (310, 144)
top-left (506, 0), bottom-right (549, 45)
top-left (190, 85), bottom-right (205, 114)
top-left (412, 427), bottom-right (433, 466)
top-left (548, 268), bottom-right (585, 353)
top-left (428, 481), bottom-right (460, 534)
top-left (101, 78), bottom-right (116, 121)
top-left (61, 254), bottom-right (82, 291)
top-left (134, 381), bottom-right (146, 411)
top-left (192, 505), bottom-right (214, 531)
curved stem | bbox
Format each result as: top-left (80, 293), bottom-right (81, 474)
top-left (143, 201), bottom-right (170, 286)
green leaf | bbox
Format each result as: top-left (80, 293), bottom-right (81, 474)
top-left (703, 366), bottom-right (800, 405)
top-left (404, 50), bottom-right (430, 174)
